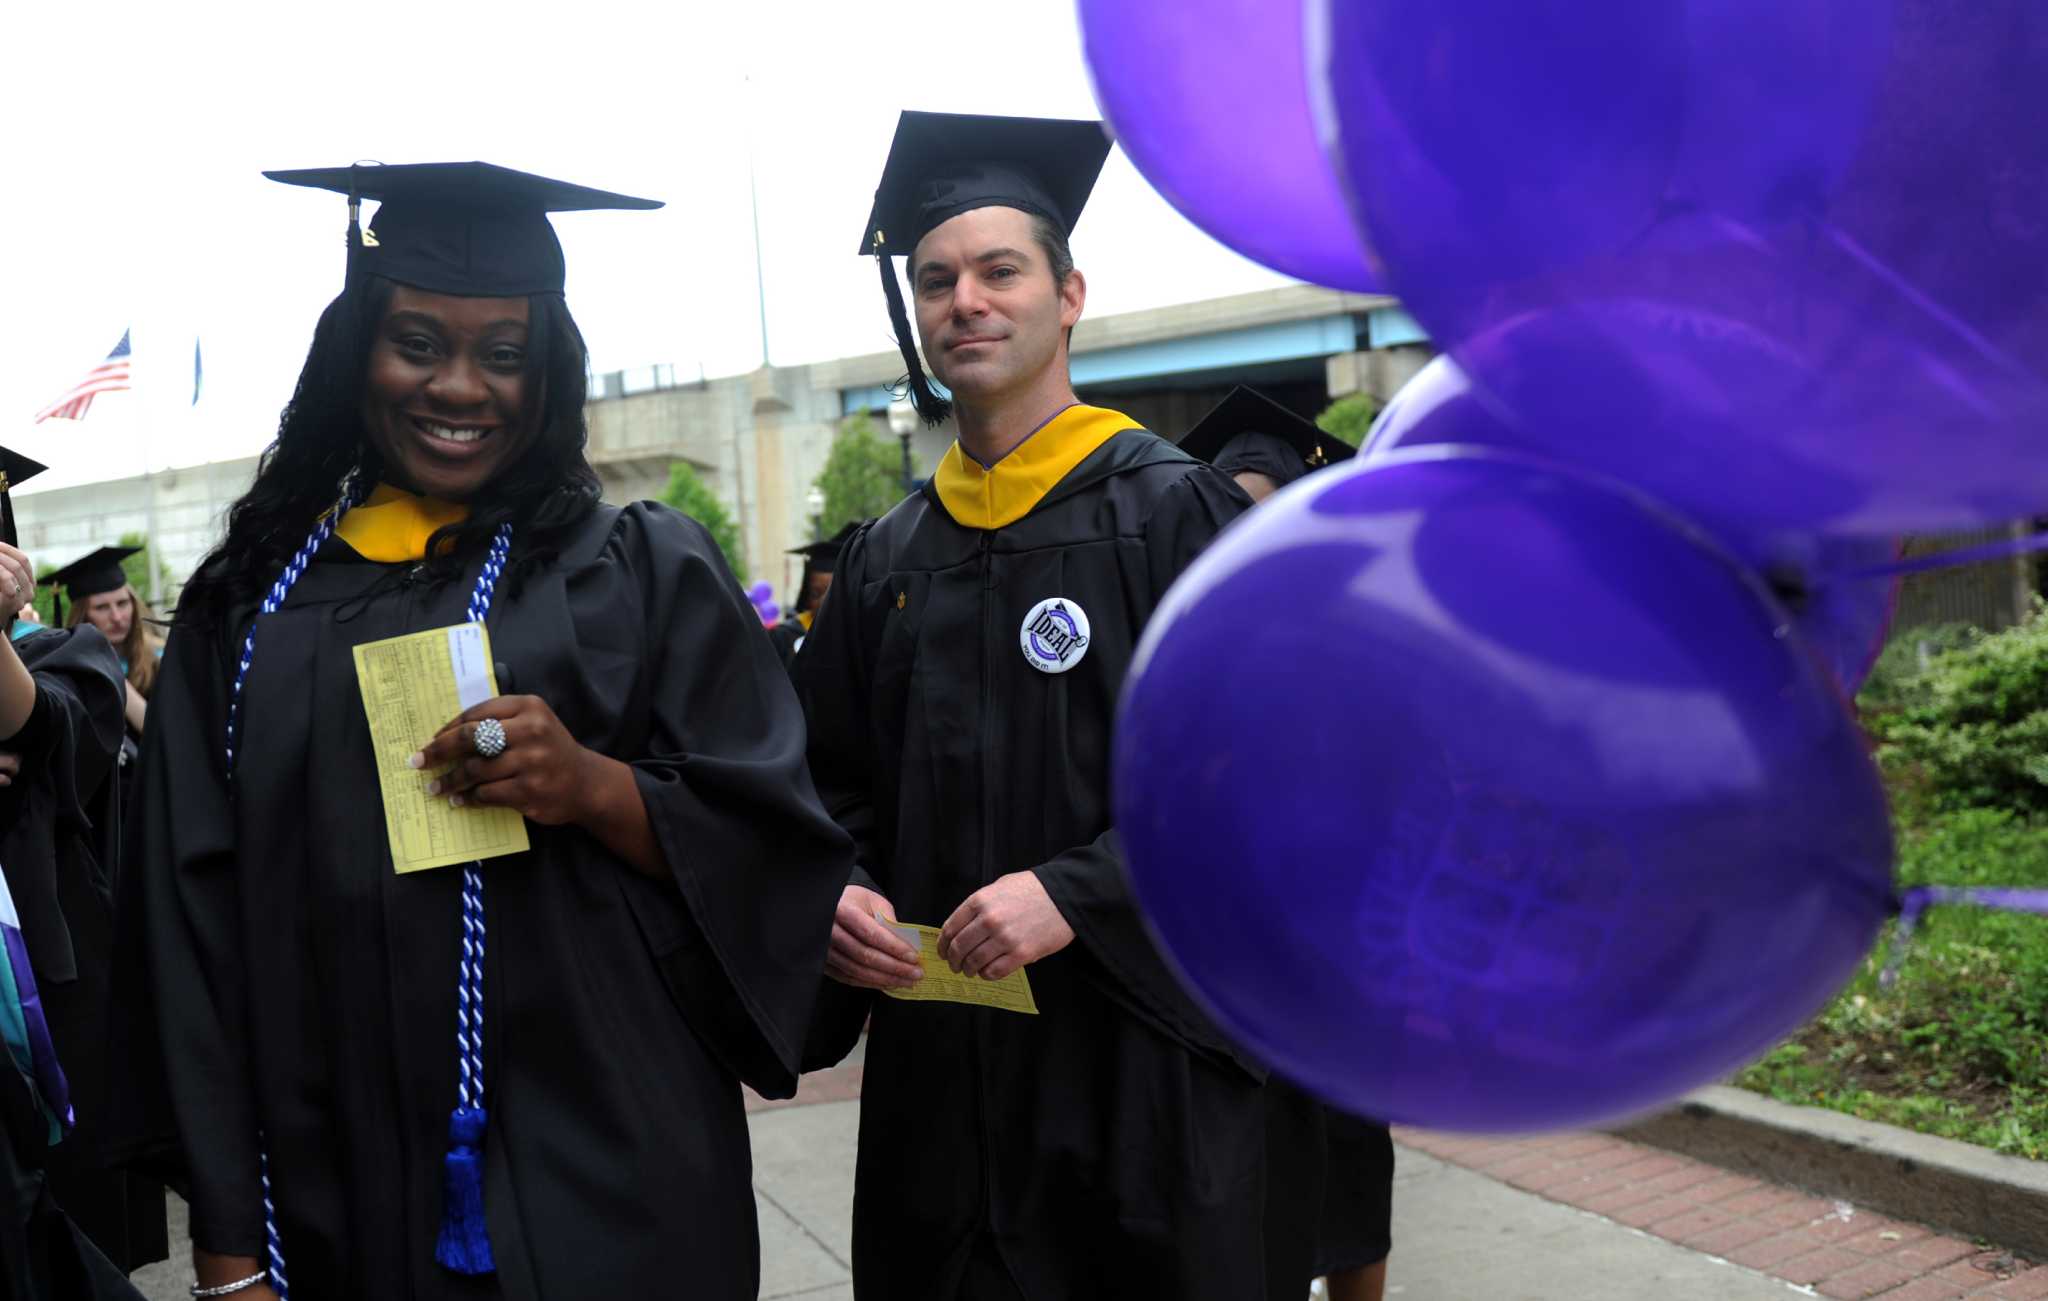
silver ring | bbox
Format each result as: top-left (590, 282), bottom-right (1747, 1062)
top-left (471, 718), bottom-right (508, 759)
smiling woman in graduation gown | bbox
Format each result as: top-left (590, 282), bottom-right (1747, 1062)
top-left (138, 163), bottom-right (851, 1301)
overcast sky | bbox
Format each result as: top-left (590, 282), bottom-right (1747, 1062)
top-left (2, 0), bottom-right (1298, 494)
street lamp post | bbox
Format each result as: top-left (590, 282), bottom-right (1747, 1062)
top-left (887, 399), bottom-right (919, 493)
top-left (805, 485), bottom-right (824, 541)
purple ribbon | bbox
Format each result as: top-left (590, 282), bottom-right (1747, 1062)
top-left (1832, 530), bottom-right (2048, 586)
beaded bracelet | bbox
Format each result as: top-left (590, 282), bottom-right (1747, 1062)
top-left (191, 1271), bottom-right (270, 1298)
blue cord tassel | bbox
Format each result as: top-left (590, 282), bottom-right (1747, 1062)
top-left (434, 1105), bottom-right (495, 1274)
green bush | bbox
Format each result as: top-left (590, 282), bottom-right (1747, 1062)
top-left (813, 413), bottom-right (914, 535)
top-left (1315, 393), bottom-right (1382, 450)
top-left (1855, 623), bottom-right (1983, 714)
top-left (660, 461), bottom-right (747, 582)
top-left (1737, 612), bottom-right (2048, 1156)
top-left (1864, 605), bottom-right (2048, 815)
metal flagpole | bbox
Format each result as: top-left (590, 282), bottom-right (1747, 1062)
top-left (745, 74), bottom-right (771, 370)
top-left (140, 324), bottom-right (163, 606)
top-left (143, 469), bottom-right (161, 607)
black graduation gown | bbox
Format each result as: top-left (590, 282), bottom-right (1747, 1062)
top-left (1316, 1108), bottom-right (1395, 1275)
top-left (138, 502), bottom-right (853, 1301)
top-left (766, 618), bottom-right (806, 673)
top-left (799, 427), bottom-right (1274, 1300)
top-left (1263, 1082), bottom-right (1394, 1292)
top-left (0, 627), bottom-right (154, 1297)
top-left (0, 1075), bottom-right (140, 1301)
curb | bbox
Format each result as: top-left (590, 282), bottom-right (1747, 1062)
top-left (1612, 1085), bottom-right (2048, 1260)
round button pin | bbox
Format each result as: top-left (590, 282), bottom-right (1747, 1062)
top-left (1019, 597), bottom-right (1091, 674)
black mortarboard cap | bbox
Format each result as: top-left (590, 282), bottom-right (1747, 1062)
top-left (788, 521), bottom-right (863, 573)
top-left (264, 161), bottom-right (662, 298)
top-left (0, 448), bottom-right (47, 549)
top-left (47, 546), bottom-right (141, 600)
top-left (1178, 386), bottom-right (1356, 489)
top-left (862, 113), bottom-right (1113, 428)
top-left (45, 543), bottom-right (141, 626)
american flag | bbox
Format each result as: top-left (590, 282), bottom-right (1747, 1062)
top-left (33, 330), bottom-right (132, 424)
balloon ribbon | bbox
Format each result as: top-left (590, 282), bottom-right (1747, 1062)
top-left (1831, 530), bottom-right (2048, 586)
top-left (1880, 886), bottom-right (2048, 989)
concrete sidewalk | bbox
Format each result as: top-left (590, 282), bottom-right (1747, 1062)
top-left (133, 1099), bottom-right (1807, 1301)
top-left (131, 1066), bottom-right (2046, 1299)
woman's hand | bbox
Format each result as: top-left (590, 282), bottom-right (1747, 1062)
top-left (0, 544), bottom-right (34, 623)
top-left (414, 695), bottom-right (600, 826)
top-left (414, 694), bottom-right (666, 878)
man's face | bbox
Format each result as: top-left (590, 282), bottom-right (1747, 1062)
top-left (805, 571), bottom-right (833, 612)
top-left (911, 206), bottom-right (1084, 407)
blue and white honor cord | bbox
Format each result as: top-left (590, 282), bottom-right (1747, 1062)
top-left (224, 486), bottom-right (513, 1294)
top-left (433, 524), bottom-right (511, 1276)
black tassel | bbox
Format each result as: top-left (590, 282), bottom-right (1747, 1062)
top-left (876, 241), bottom-right (952, 428)
top-left (345, 162), bottom-right (376, 292)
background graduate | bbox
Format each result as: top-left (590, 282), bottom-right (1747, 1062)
top-left (48, 547), bottom-right (157, 743)
top-left (1178, 387), bottom-right (1394, 1301)
top-left (799, 112), bottom-right (1274, 1299)
top-left (1179, 385), bottom-right (1355, 506)
top-left (139, 162), bottom-right (853, 1301)
top-left (769, 520), bottom-right (859, 670)
top-left (0, 453), bottom-right (156, 1297)
top-left (46, 547), bottom-right (155, 959)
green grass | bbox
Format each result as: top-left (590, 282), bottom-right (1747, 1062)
top-left (1734, 805), bottom-right (2048, 1158)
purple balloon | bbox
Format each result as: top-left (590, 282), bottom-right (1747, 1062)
top-left (1081, 0), bottom-right (1381, 292)
top-left (1115, 448), bottom-right (1892, 1131)
top-left (1751, 536), bottom-right (1901, 697)
top-left (1366, 356), bottom-right (1902, 694)
top-left (1318, 0), bottom-right (2048, 532)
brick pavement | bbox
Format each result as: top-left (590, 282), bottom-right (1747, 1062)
top-left (1397, 1127), bottom-right (2045, 1300)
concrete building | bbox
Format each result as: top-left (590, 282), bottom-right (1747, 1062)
top-left (17, 284), bottom-right (1430, 604)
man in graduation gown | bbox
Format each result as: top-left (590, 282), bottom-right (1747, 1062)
top-left (1180, 388), bottom-right (1396, 1301)
top-left (799, 112), bottom-right (1270, 1300)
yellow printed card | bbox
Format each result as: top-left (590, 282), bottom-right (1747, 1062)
top-left (879, 919), bottom-right (1039, 1015)
top-left (352, 623), bottom-right (529, 873)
